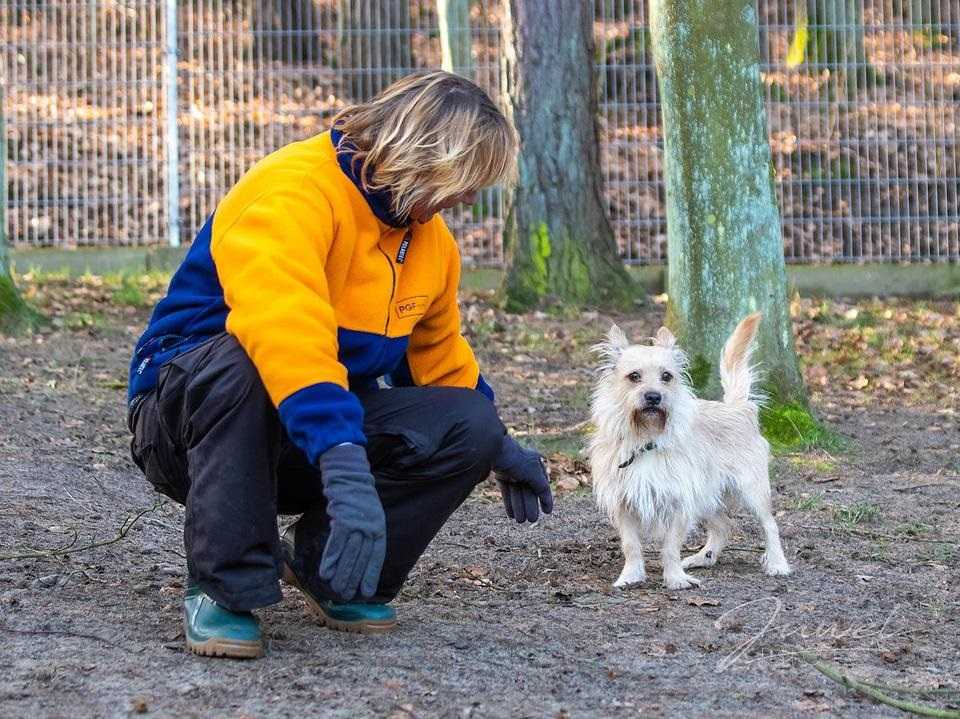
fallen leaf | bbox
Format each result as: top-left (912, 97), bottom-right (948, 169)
top-left (687, 596), bottom-right (721, 607)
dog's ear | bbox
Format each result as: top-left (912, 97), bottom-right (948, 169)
top-left (606, 324), bottom-right (630, 351)
top-left (654, 326), bottom-right (677, 348)
top-left (592, 324), bottom-right (630, 371)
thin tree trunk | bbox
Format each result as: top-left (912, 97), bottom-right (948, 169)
top-left (500, 0), bottom-right (635, 312)
top-left (0, 90), bottom-right (34, 333)
top-left (338, 0), bottom-right (413, 101)
top-left (253, 0), bottom-right (321, 64)
top-left (788, 0), bottom-right (878, 95)
top-left (910, 0), bottom-right (947, 45)
top-left (650, 0), bottom-right (806, 404)
top-left (438, 0), bottom-right (473, 77)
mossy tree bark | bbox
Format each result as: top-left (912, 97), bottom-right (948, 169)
top-left (338, 0), bottom-right (413, 101)
top-left (1, 216), bottom-right (35, 335)
top-left (1, 91), bottom-right (35, 334)
top-left (650, 0), bottom-right (806, 404)
top-left (500, 0), bottom-right (636, 312)
top-left (438, 0), bottom-right (473, 77)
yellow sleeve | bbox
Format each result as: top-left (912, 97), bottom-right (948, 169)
top-left (210, 178), bottom-right (366, 462)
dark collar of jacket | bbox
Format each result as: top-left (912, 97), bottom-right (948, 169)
top-left (331, 127), bottom-right (412, 229)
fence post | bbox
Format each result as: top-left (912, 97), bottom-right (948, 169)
top-left (164, 0), bottom-right (180, 248)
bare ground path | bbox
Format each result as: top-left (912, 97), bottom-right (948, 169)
top-left (0, 279), bottom-right (957, 718)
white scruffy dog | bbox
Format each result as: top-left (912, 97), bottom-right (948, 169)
top-left (589, 313), bottom-right (792, 590)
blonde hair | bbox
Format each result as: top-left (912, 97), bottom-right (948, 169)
top-left (332, 71), bottom-right (517, 220)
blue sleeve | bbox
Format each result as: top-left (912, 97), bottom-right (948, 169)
top-left (278, 382), bottom-right (367, 465)
top-left (476, 374), bottom-right (495, 403)
top-left (390, 355), bottom-right (495, 403)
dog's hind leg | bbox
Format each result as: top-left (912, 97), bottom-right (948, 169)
top-left (662, 514), bottom-right (702, 590)
top-left (681, 512), bottom-right (732, 570)
top-left (739, 476), bottom-right (792, 576)
top-left (613, 508), bottom-right (647, 588)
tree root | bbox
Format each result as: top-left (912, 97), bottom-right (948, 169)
top-left (800, 651), bottom-right (960, 718)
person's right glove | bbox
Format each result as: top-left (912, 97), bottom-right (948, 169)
top-left (317, 443), bottom-right (386, 600)
top-left (492, 434), bottom-right (554, 524)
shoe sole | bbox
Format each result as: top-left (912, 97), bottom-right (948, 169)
top-left (281, 563), bottom-right (396, 635)
top-left (184, 625), bottom-right (265, 659)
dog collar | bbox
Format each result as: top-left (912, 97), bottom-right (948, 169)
top-left (618, 442), bottom-right (658, 469)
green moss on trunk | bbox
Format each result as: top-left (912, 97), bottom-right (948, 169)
top-left (500, 0), bottom-right (637, 312)
top-left (0, 272), bottom-right (41, 334)
top-left (760, 401), bottom-right (845, 453)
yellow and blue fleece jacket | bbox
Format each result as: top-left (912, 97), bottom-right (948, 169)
top-left (129, 128), bottom-right (493, 464)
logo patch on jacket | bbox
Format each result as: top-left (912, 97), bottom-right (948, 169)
top-left (396, 295), bottom-right (428, 319)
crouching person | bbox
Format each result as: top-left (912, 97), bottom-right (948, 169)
top-left (127, 72), bottom-right (553, 659)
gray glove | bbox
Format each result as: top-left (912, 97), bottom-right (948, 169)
top-left (318, 443), bottom-right (386, 600)
top-left (493, 434), bottom-right (554, 523)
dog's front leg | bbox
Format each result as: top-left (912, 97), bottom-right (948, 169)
top-left (661, 514), bottom-right (701, 590)
top-left (613, 508), bottom-right (647, 588)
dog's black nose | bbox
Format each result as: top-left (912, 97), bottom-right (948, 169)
top-left (644, 391), bottom-right (662, 406)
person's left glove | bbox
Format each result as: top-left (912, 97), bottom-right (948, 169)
top-left (493, 434), bottom-right (554, 524)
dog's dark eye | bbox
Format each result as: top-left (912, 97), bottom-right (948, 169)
top-left (661, 371), bottom-right (674, 383)
top-left (627, 371), bottom-right (642, 383)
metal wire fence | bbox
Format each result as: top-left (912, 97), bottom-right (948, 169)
top-left (1, 1), bottom-right (958, 264)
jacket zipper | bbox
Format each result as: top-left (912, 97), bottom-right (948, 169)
top-left (377, 242), bottom-right (397, 335)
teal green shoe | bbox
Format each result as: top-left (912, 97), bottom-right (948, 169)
top-left (280, 530), bottom-right (397, 634)
top-left (183, 585), bottom-right (264, 659)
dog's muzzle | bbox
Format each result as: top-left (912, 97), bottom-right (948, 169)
top-left (632, 405), bottom-right (667, 431)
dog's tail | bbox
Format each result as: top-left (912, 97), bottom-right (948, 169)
top-left (719, 312), bottom-right (762, 404)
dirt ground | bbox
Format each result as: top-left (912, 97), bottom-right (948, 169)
top-left (1, 277), bottom-right (958, 718)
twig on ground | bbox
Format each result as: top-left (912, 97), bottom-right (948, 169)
top-left (438, 541), bottom-right (474, 551)
top-left (0, 500), bottom-right (165, 561)
top-left (720, 545), bottom-right (765, 554)
top-left (799, 651), bottom-right (960, 718)
top-left (797, 525), bottom-right (960, 546)
top-left (25, 528), bottom-right (78, 555)
top-left (893, 483), bottom-right (952, 493)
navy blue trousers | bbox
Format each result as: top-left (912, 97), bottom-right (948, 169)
top-left (129, 334), bottom-right (503, 611)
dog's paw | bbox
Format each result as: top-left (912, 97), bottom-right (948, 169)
top-left (663, 572), bottom-right (702, 590)
top-left (762, 557), bottom-right (792, 577)
top-left (613, 568), bottom-right (647, 588)
top-left (681, 551), bottom-right (717, 570)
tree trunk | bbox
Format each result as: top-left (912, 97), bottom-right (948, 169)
top-left (338, 0), bottom-right (413, 101)
top-left (650, 0), bottom-right (806, 404)
top-left (910, 0), bottom-right (948, 46)
top-left (499, 0), bottom-right (635, 312)
top-left (438, 0), bottom-right (473, 77)
top-left (787, 0), bottom-right (877, 95)
top-left (253, 0), bottom-right (322, 65)
top-left (0, 92), bottom-right (34, 333)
